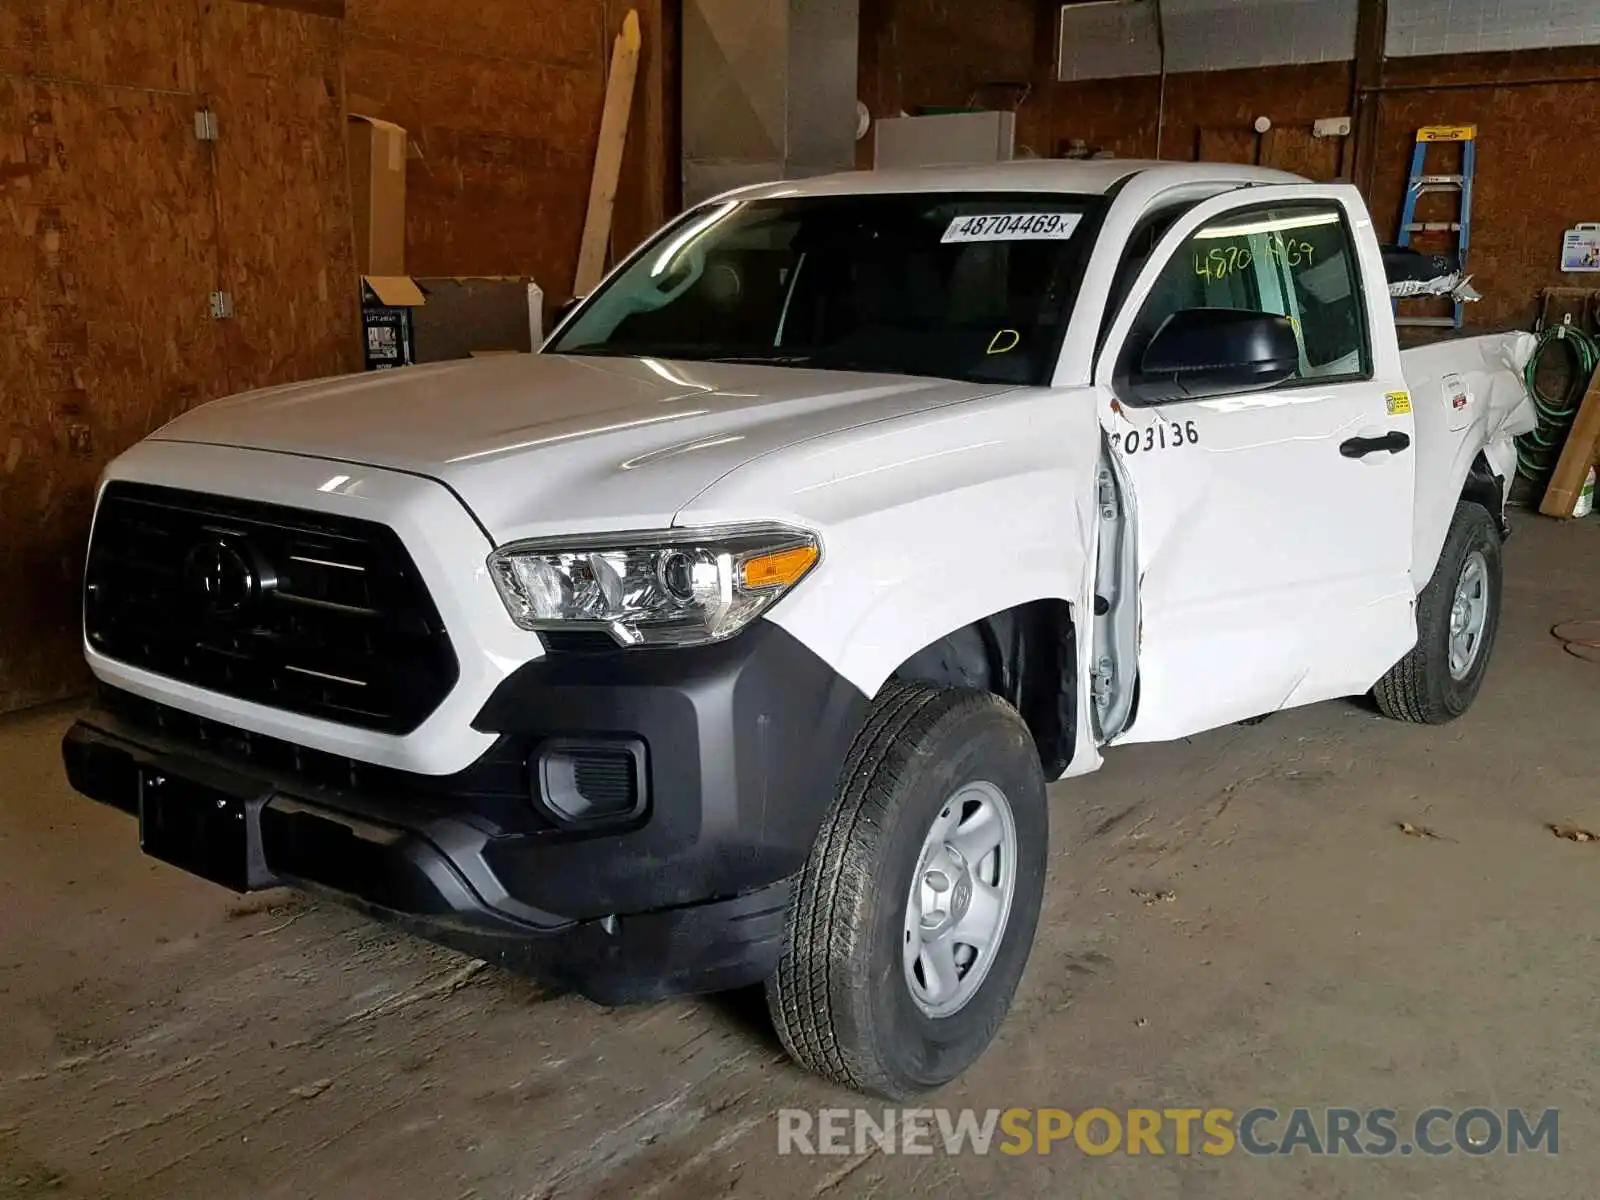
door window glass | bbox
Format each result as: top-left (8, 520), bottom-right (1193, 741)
top-left (1124, 204), bottom-right (1370, 388)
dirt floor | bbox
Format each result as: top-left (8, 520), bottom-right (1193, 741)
top-left (2, 513), bottom-right (1597, 1200)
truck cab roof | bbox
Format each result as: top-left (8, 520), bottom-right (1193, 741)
top-left (722, 159), bottom-right (1305, 202)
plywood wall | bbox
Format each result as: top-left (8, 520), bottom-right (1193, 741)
top-left (344, 0), bottom-right (605, 296)
top-left (0, 0), bottom-right (671, 712)
top-left (343, 0), bottom-right (674, 306)
top-left (865, 2), bottom-right (1599, 330)
top-left (0, 0), bottom-right (358, 713)
top-left (860, 0), bottom-right (1039, 119)
top-left (1364, 50), bottom-right (1600, 330)
top-left (204, 2), bottom-right (360, 392)
top-left (861, 1), bottom-right (1351, 170)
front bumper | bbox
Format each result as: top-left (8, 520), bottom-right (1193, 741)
top-left (62, 622), bottom-right (867, 1003)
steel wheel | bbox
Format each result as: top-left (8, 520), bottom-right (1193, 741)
top-left (769, 683), bottom-right (1049, 1096)
top-left (902, 780), bottom-right (1018, 1019)
top-left (1448, 549), bottom-right (1489, 680)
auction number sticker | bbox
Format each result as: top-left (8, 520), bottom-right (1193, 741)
top-left (1113, 420), bottom-right (1200, 455)
top-left (942, 212), bottom-right (1083, 243)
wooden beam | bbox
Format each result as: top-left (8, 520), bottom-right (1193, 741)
top-left (1540, 365), bottom-right (1600, 517)
top-left (857, 0), bottom-right (897, 167)
top-left (1348, 0), bottom-right (1386, 188)
top-left (575, 10), bottom-right (643, 298)
top-left (607, 0), bottom-right (678, 258)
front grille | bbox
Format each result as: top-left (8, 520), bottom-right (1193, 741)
top-left (85, 482), bottom-right (460, 734)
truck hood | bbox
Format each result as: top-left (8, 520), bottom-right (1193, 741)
top-left (151, 353), bottom-right (1011, 541)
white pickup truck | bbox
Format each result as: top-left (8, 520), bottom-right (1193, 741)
top-left (64, 160), bottom-right (1534, 1097)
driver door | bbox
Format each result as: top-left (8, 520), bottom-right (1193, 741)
top-left (1096, 184), bottom-right (1416, 743)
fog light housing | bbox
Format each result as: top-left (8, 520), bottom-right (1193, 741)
top-left (533, 739), bottom-right (648, 828)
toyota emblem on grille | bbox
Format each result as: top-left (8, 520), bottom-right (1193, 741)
top-left (183, 539), bottom-right (257, 614)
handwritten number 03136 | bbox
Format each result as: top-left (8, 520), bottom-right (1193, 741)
top-left (1118, 420), bottom-right (1199, 455)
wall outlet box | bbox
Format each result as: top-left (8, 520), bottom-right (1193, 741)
top-left (1313, 117), bottom-right (1353, 138)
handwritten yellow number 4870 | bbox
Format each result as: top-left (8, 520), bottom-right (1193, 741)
top-left (1192, 243), bottom-right (1254, 282)
top-left (1193, 236), bottom-right (1316, 282)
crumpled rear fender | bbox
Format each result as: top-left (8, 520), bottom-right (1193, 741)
top-left (1401, 331), bottom-right (1535, 587)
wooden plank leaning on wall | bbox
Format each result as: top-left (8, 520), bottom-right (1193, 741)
top-left (1540, 369), bottom-right (1600, 518)
top-left (575, 11), bottom-right (643, 298)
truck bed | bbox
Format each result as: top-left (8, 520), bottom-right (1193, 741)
top-left (1399, 330), bottom-right (1535, 581)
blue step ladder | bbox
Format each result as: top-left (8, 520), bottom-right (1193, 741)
top-left (1395, 124), bottom-right (1477, 330)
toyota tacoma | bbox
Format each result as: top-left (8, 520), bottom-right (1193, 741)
top-left (63, 160), bottom-right (1534, 1097)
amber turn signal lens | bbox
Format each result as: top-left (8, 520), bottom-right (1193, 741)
top-left (740, 544), bottom-right (818, 590)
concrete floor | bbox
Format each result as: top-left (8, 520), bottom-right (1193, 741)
top-left (1, 513), bottom-right (1596, 1200)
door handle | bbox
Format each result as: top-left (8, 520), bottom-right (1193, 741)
top-left (1340, 431), bottom-right (1411, 458)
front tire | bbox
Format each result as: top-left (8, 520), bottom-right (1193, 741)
top-left (1374, 501), bottom-right (1502, 724)
top-left (767, 681), bottom-right (1048, 1098)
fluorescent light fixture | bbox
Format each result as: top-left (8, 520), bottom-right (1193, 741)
top-left (1195, 212), bottom-right (1341, 239)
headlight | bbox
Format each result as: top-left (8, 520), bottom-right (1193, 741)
top-left (487, 525), bottom-right (820, 647)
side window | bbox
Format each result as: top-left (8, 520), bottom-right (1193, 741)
top-left (1097, 201), bottom-right (1199, 353)
top-left (1123, 203), bottom-right (1370, 389)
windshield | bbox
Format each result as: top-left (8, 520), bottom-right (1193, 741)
top-left (547, 192), bottom-right (1101, 385)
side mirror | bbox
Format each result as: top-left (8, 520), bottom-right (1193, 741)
top-left (1124, 308), bottom-right (1299, 405)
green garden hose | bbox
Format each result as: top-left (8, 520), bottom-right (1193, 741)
top-left (1516, 323), bottom-right (1600, 482)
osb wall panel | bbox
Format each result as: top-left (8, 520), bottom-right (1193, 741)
top-left (862, 0), bottom-right (1038, 117)
top-left (1020, 75), bottom-right (1163, 160)
top-left (1027, 63), bottom-right (1352, 170)
top-left (1152, 63), bottom-right (1352, 169)
top-left (1259, 126), bottom-right (1340, 179)
top-left (1366, 74), bottom-right (1600, 330)
top-left (201, 0), bottom-right (359, 390)
top-left (345, 0), bottom-right (608, 297)
top-left (863, 4), bottom-right (1351, 173)
top-left (346, 0), bottom-right (602, 68)
top-left (0, 79), bottom-right (227, 711)
top-left (403, 123), bottom-right (593, 285)
top-left (0, 0), bottom-right (360, 712)
top-left (0, 0), bottom-right (200, 92)
top-left (869, 0), bottom-right (1597, 332)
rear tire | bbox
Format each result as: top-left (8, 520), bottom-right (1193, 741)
top-left (1374, 501), bottom-right (1502, 724)
top-left (767, 681), bottom-right (1048, 1098)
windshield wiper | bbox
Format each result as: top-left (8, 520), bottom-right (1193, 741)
top-left (712, 352), bottom-right (923, 377)
top-left (702, 353), bottom-right (815, 365)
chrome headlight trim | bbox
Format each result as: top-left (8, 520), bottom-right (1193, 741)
top-left (486, 523), bottom-right (821, 648)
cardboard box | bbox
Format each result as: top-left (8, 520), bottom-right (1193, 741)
top-left (349, 114), bottom-right (407, 276)
top-left (411, 277), bottom-right (545, 362)
top-left (361, 276), bottom-right (425, 370)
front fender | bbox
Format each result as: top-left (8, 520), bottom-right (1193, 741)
top-left (676, 389), bottom-right (1103, 697)
top-left (768, 486), bottom-right (1093, 697)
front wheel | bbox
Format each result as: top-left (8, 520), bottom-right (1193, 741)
top-left (766, 681), bottom-right (1048, 1098)
top-left (1374, 501), bottom-right (1503, 724)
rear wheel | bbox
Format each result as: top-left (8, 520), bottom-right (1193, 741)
top-left (767, 681), bottom-right (1048, 1098)
top-left (1374, 501), bottom-right (1502, 724)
